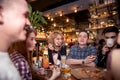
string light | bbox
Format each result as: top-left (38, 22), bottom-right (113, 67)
top-left (60, 13), bottom-right (63, 16)
top-left (53, 23), bottom-right (56, 27)
top-left (48, 16), bottom-right (50, 19)
top-left (66, 18), bottom-right (69, 22)
top-left (51, 18), bottom-right (54, 21)
top-left (60, 11), bottom-right (63, 16)
top-left (74, 7), bottom-right (79, 13)
top-left (74, 9), bottom-right (78, 13)
top-left (47, 15), bottom-right (51, 19)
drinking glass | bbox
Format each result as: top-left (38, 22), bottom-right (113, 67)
top-left (61, 55), bottom-right (66, 67)
top-left (42, 55), bottom-right (49, 78)
top-left (61, 64), bottom-right (71, 79)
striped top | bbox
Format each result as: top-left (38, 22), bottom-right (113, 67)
top-left (10, 51), bottom-right (32, 80)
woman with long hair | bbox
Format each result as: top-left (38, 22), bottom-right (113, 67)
top-left (9, 28), bottom-right (37, 80)
top-left (48, 32), bottom-right (66, 65)
top-left (9, 29), bottom-right (60, 80)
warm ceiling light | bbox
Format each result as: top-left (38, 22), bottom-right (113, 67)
top-left (74, 7), bottom-right (79, 13)
top-left (60, 11), bottom-right (63, 16)
top-left (60, 13), bottom-right (63, 16)
top-left (48, 16), bottom-right (50, 19)
top-left (47, 15), bottom-right (51, 19)
top-left (55, 12), bottom-right (58, 15)
top-left (74, 9), bottom-right (78, 13)
top-left (53, 23), bottom-right (56, 27)
top-left (51, 18), bottom-right (54, 21)
top-left (66, 18), bottom-right (69, 22)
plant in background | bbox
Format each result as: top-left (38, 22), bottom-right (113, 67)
top-left (28, 4), bottom-right (47, 57)
top-left (28, 4), bottom-right (47, 29)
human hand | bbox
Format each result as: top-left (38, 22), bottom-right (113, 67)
top-left (84, 56), bottom-right (95, 64)
top-left (102, 45), bottom-right (109, 55)
top-left (37, 68), bottom-right (45, 75)
top-left (48, 43), bottom-right (54, 50)
top-left (89, 55), bottom-right (96, 60)
top-left (49, 67), bottom-right (61, 80)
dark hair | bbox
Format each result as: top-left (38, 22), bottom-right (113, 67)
top-left (8, 28), bottom-right (37, 74)
top-left (102, 26), bottom-right (119, 35)
top-left (99, 39), bottom-right (105, 45)
top-left (79, 30), bottom-right (89, 38)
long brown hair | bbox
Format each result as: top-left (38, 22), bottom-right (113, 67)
top-left (8, 28), bottom-right (37, 62)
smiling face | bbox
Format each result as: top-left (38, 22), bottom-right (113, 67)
top-left (78, 32), bottom-right (89, 46)
top-left (0, 0), bottom-right (30, 43)
top-left (54, 34), bottom-right (63, 47)
top-left (26, 32), bottom-right (36, 51)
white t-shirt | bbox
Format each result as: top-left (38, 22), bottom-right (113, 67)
top-left (0, 52), bottom-right (21, 80)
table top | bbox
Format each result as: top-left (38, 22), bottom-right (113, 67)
top-left (58, 64), bottom-right (104, 80)
top-left (35, 64), bottom-right (105, 80)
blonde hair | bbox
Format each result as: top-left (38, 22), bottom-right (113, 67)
top-left (48, 32), bottom-right (64, 50)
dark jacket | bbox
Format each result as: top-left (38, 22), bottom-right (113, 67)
top-left (48, 46), bottom-right (66, 64)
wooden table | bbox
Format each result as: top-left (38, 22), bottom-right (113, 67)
top-left (55, 64), bottom-right (80, 80)
top-left (36, 64), bottom-right (105, 80)
top-left (56, 64), bottom-right (104, 80)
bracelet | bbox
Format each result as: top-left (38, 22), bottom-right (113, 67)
top-left (82, 60), bottom-right (85, 64)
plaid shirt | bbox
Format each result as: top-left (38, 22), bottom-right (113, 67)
top-left (10, 52), bottom-right (32, 80)
top-left (67, 44), bottom-right (97, 63)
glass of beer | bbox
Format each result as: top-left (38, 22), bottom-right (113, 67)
top-left (61, 64), bottom-right (71, 79)
top-left (61, 55), bottom-right (66, 66)
top-left (61, 64), bottom-right (71, 74)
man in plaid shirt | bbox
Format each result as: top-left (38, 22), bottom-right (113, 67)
top-left (67, 30), bottom-right (97, 67)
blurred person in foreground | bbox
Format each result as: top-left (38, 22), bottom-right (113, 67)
top-left (48, 32), bottom-right (66, 65)
top-left (66, 30), bottom-right (97, 67)
top-left (9, 28), bottom-right (60, 80)
top-left (97, 26), bottom-right (119, 69)
top-left (111, 32), bottom-right (120, 80)
top-left (0, 0), bottom-right (30, 79)
top-left (105, 32), bottom-right (120, 80)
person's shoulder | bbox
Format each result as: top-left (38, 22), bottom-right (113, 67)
top-left (71, 44), bottom-right (78, 48)
top-left (11, 52), bottom-right (27, 63)
top-left (15, 56), bottom-right (28, 67)
top-left (111, 49), bottom-right (120, 54)
top-left (0, 52), bottom-right (21, 80)
top-left (17, 54), bottom-right (27, 62)
top-left (111, 49), bottom-right (120, 62)
top-left (61, 45), bottom-right (67, 49)
top-left (88, 45), bottom-right (96, 49)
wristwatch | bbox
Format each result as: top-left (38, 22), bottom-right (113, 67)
top-left (82, 60), bottom-right (85, 64)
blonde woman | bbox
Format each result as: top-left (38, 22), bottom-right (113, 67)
top-left (48, 32), bottom-right (66, 65)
